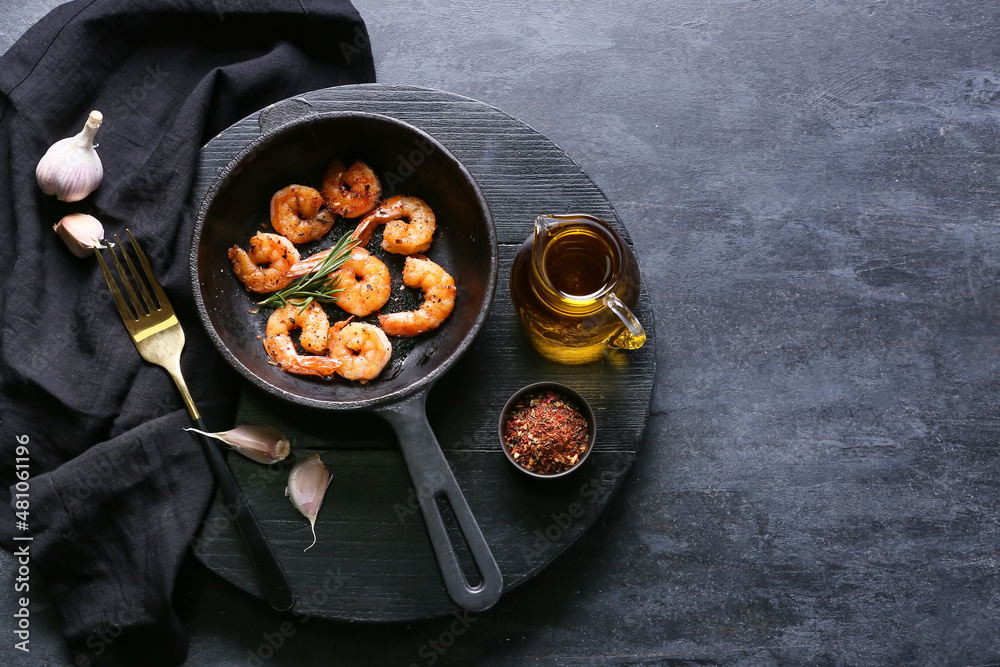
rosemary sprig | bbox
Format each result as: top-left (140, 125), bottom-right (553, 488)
top-left (257, 231), bottom-right (359, 312)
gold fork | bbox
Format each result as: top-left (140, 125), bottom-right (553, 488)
top-left (95, 230), bottom-right (295, 611)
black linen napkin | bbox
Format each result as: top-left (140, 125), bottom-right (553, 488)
top-left (0, 0), bottom-right (375, 664)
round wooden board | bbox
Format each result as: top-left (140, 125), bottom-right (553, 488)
top-left (190, 84), bottom-right (656, 621)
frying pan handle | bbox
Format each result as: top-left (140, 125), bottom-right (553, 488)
top-left (377, 393), bottom-right (503, 612)
top-left (257, 97), bottom-right (316, 135)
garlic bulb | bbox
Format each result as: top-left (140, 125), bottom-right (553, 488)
top-left (285, 454), bottom-right (331, 551)
top-left (53, 213), bottom-right (105, 257)
top-left (184, 425), bottom-right (290, 464)
top-left (36, 110), bottom-right (104, 202)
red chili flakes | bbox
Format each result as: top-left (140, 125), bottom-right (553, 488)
top-left (503, 390), bottom-right (589, 475)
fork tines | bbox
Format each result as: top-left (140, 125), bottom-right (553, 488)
top-left (95, 230), bottom-right (167, 323)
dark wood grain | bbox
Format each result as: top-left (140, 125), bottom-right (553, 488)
top-left (190, 85), bottom-right (655, 621)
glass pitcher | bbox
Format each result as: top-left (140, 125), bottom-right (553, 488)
top-left (510, 213), bottom-right (646, 364)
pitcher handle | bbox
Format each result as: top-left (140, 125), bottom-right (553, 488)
top-left (602, 293), bottom-right (646, 350)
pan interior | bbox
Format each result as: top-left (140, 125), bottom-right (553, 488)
top-left (193, 113), bottom-right (496, 409)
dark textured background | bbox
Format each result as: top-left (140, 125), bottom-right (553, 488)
top-left (3, 0), bottom-right (1000, 665)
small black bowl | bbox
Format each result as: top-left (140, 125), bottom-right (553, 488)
top-left (498, 382), bottom-right (596, 478)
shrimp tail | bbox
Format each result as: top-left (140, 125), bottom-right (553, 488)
top-left (352, 215), bottom-right (379, 247)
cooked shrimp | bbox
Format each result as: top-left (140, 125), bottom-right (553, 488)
top-left (327, 246), bottom-right (391, 317)
top-left (264, 302), bottom-right (341, 377)
top-left (284, 218), bottom-right (375, 280)
top-left (271, 184), bottom-right (334, 244)
top-left (285, 247), bottom-right (332, 280)
top-left (358, 195), bottom-right (436, 255)
top-left (327, 320), bottom-right (392, 383)
top-left (378, 255), bottom-right (455, 337)
top-left (321, 159), bottom-right (381, 219)
top-left (228, 232), bottom-right (301, 293)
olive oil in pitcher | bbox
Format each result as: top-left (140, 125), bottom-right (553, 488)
top-left (510, 214), bottom-right (645, 364)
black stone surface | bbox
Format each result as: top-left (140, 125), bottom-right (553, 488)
top-left (3, 0), bottom-right (1000, 665)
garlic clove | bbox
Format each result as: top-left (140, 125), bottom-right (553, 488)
top-left (184, 425), bottom-right (290, 464)
top-left (36, 110), bottom-right (104, 202)
top-left (53, 213), bottom-right (105, 257)
top-left (285, 454), bottom-right (331, 551)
